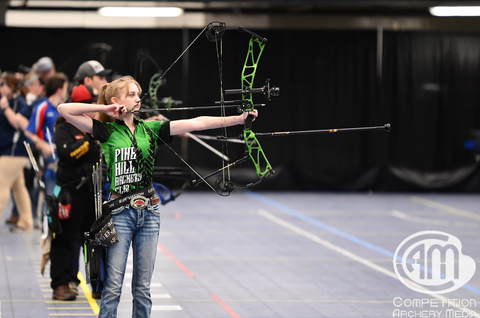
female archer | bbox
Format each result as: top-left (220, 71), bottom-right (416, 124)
top-left (57, 75), bottom-right (257, 318)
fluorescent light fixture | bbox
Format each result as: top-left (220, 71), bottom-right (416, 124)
top-left (429, 6), bottom-right (480, 17)
top-left (98, 7), bottom-right (183, 18)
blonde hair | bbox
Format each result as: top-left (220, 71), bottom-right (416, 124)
top-left (96, 75), bottom-right (142, 122)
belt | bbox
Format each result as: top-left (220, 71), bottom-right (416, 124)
top-left (104, 185), bottom-right (159, 212)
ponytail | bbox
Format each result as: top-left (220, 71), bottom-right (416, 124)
top-left (97, 83), bottom-right (109, 105)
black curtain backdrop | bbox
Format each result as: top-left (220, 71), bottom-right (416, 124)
top-left (2, 26), bottom-right (480, 192)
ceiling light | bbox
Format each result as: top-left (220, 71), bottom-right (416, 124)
top-left (429, 6), bottom-right (480, 17)
top-left (98, 7), bottom-right (183, 18)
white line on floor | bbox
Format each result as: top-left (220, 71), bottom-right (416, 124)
top-left (412, 196), bottom-right (480, 221)
top-left (391, 210), bottom-right (478, 228)
top-left (257, 208), bottom-right (479, 316)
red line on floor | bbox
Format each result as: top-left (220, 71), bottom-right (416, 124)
top-left (157, 243), bottom-right (195, 277)
top-left (211, 294), bottom-right (242, 318)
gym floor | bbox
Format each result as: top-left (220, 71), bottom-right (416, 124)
top-left (1, 191), bottom-right (479, 317)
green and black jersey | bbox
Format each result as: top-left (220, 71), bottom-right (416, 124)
top-left (92, 118), bottom-right (171, 195)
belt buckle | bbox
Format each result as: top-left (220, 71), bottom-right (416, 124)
top-left (130, 195), bottom-right (148, 209)
top-left (150, 196), bottom-right (160, 205)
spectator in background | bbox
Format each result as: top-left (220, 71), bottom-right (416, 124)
top-left (74, 60), bottom-right (111, 95)
top-left (50, 84), bottom-right (100, 300)
top-left (24, 72), bottom-right (46, 106)
top-left (0, 74), bottom-right (34, 232)
top-left (5, 72), bottom-right (46, 227)
top-left (20, 73), bottom-right (69, 197)
top-left (32, 57), bottom-right (56, 83)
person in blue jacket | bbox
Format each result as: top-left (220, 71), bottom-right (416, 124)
top-left (0, 74), bottom-right (34, 231)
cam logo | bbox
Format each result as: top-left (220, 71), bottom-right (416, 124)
top-left (393, 230), bottom-right (476, 294)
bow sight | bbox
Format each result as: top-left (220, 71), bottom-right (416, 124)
top-left (224, 79), bottom-right (280, 103)
top-left (210, 79), bottom-right (279, 114)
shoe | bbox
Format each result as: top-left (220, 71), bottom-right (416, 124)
top-left (52, 284), bottom-right (76, 301)
top-left (5, 215), bottom-right (19, 224)
top-left (91, 291), bottom-right (102, 299)
top-left (68, 282), bottom-right (79, 295)
top-left (10, 226), bottom-right (33, 233)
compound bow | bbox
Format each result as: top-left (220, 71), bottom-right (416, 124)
top-left (188, 22), bottom-right (280, 195)
top-left (139, 21), bottom-right (389, 197)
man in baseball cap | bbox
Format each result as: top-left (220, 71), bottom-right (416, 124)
top-left (32, 56), bottom-right (55, 82)
top-left (74, 60), bottom-right (112, 95)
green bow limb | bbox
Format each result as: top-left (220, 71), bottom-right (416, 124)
top-left (241, 37), bottom-right (275, 180)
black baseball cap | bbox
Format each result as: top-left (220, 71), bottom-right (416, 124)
top-left (75, 60), bottom-right (112, 81)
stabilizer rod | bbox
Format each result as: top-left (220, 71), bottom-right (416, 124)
top-left (243, 123), bottom-right (391, 139)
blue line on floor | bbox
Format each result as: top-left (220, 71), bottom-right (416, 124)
top-left (246, 191), bottom-right (480, 295)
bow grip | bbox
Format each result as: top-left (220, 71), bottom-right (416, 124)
top-left (244, 113), bottom-right (254, 130)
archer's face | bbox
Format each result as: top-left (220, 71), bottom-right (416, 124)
top-left (117, 82), bottom-right (141, 112)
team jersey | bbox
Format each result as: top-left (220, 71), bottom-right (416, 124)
top-left (92, 118), bottom-right (171, 195)
top-left (26, 98), bottom-right (59, 142)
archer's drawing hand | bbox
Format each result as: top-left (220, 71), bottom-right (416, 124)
top-left (104, 104), bottom-right (127, 118)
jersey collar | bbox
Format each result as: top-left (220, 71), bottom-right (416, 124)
top-left (115, 118), bottom-right (140, 126)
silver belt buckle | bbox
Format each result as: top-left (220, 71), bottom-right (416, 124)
top-left (130, 195), bottom-right (148, 209)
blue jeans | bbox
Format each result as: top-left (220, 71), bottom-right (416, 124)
top-left (98, 199), bottom-right (161, 318)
